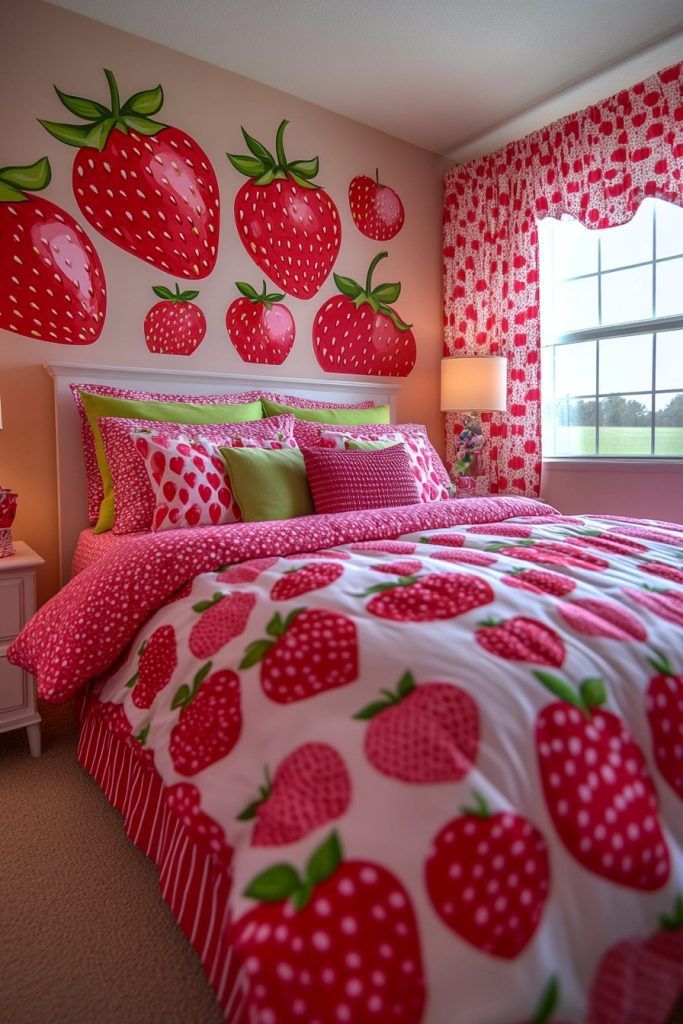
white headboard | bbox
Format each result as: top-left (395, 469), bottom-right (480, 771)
top-left (46, 362), bottom-right (401, 584)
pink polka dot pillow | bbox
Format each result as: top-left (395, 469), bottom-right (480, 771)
top-left (301, 444), bottom-right (421, 514)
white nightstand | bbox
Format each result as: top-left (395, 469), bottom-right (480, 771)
top-left (0, 542), bottom-right (44, 757)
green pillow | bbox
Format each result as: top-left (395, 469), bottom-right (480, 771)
top-left (219, 446), bottom-right (314, 522)
top-left (82, 391), bottom-right (264, 533)
top-left (345, 439), bottom-right (398, 452)
top-left (261, 398), bottom-right (390, 425)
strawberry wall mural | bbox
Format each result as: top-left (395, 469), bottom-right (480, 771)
top-left (226, 281), bottom-right (295, 365)
top-left (144, 284), bottom-right (206, 355)
top-left (313, 252), bottom-right (416, 377)
top-left (39, 69), bottom-right (220, 278)
top-left (0, 156), bottom-right (106, 344)
top-left (348, 169), bottom-right (405, 240)
top-left (227, 120), bottom-right (341, 299)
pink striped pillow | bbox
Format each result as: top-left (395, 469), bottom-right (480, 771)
top-left (301, 444), bottom-right (421, 515)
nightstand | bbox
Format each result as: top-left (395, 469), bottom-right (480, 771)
top-left (0, 542), bottom-right (44, 757)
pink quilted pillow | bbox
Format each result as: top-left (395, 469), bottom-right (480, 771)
top-left (100, 415), bottom-right (296, 534)
top-left (301, 444), bottom-right (421, 515)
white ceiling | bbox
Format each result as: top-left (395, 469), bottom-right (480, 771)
top-left (48, 0), bottom-right (683, 158)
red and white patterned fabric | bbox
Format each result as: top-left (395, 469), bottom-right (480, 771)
top-left (443, 62), bottom-right (683, 497)
top-left (100, 415), bottom-right (296, 534)
top-left (70, 528), bottom-right (135, 575)
top-left (301, 443), bottom-right (420, 514)
top-left (10, 501), bottom-right (683, 1023)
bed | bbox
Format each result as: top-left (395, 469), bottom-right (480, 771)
top-left (9, 364), bottom-right (683, 1024)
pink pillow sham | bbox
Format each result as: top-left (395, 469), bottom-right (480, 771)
top-left (301, 444), bottom-right (421, 514)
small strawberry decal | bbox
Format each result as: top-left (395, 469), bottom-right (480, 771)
top-left (40, 70), bottom-right (219, 277)
top-left (643, 561), bottom-right (683, 585)
top-left (476, 617), bottom-right (566, 666)
top-left (488, 540), bottom-right (609, 571)
top-left (354, 672), bottom-right (479, 783)
top-left (646, 650), bottom-right (683, 800)
top-left (360, 571), bottom-right (493, 622)
top-left (534, 670), bottom-right (670, 890)
top-left (430, 548), bottom-right (498, 567)
top-left (625, 586), bottom-right (683, 628)
top-left (609, 524), bottom-right (683, 548)
top-left (563, 529), bottom-right (647, 557)
top-left (240, 608), bottom-right (358, 703)
top-left (226, 280), bottom-right (295, 364)
top-left (352, 540), bottom-right (417, 554)
top-left (313, 251), bottom-right (416, 377)
top-left (237, 743), bottom-right (351, 845)
top-left (370, 559), bottom-right (423, 576)
top-left (170, 663), bottom-right (242, 775)
top-left (348, 168), bottom-right (405, 240)
top-left (126, 624), bottom-right (177, 708)
top-left (425, 793), bottom-right (550, 958)
top-left (144, 284), bottom-right (206, 355)
top-left (0, 156), bottom-right (106, 344)
top-left (232, 831), bottom-right (425, 1023)
top-left (227, 119), bottom-right (340, 297)
top-left (188, 591), bottom-right (256, 659)
top-left (165, 783), bottom-right (233, 867)
top-left (270, 561), bottom-right (345, 601)
top-left (502, 568), bottom-right (576, 597)
top-left (557, 598), bottom-right (647, 642)
top-left (418, 534), bottom-right (465, 548)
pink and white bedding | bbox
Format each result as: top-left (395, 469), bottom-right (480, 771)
top-left (71, 527), bottom-right (135, 575)
top-left (10, 498), bottom-right (683, 1023)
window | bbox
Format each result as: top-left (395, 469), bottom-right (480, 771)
top-left (539, 199), bottom-right (683, 459)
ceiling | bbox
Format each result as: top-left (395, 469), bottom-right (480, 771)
top-left (48, 0), bottom-right (683, 158)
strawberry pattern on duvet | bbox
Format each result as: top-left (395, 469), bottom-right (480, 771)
top-left (8, 498), bottom-right (683, 1022)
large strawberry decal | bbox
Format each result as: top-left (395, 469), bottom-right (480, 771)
top-left (237, 743), bottom-right (351, 845)
top-left (643, 561), bottom-right (683, 585)
top-left (240, 608), bottom-right (358, 703)
top-left (557, 598), bottom-right (647, 642)
top-left (502, 568), bottom-right (576, 597)
top-left (165, 783), bottom-right (233, 868)
top-left (270, 561), bottom-right (345, 601)
top-left (488, 539), bottom-right (609, 571)
top-left (126, 624), bottom-right (177, 708)
top-left (476, 616), bottom-right (566, 666)
top-left (425, 793), bottom-right (550, 958)
top-left (170, 662), bottom-right (242, 775)
top-left (646, 650), bottom-right (683, 800)
top-left (348, 168), bottom-right (405, 240)
top-left (231, 831), bottom-right (425, 1023)
top-left (226, 280), bottom-right (295, 364)
top-left (354, 671), bottom-right (479, 783)
top-left (40, 70), bottom-right (219, 277)
top-left (0, 156), bottom-right (105, 344)
top-left (563, 529), bottom-right (647, 557)
top-left (144, 284), bottom-right (206, 355)
top-left (188, 591), bottom-right (256, 659)
top-left (624, 586), bottom-right (683, 627)
top-left (359, 571), bottom-right (493, 622)
top-left (227, 120), bottom-right (340, 298)
top-left (313, 251), bottom-right (416, 377)
top-left (534, 670), bottom-right (670, 890)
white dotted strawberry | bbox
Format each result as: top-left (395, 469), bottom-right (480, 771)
top-left (216, 557), bottom-right (279, 584)
top-left (563, 529), bottom-right (647, 557)
top-left (352, 540), bottom-right (417, 554)
top-left (625, 586), bottom-right (683, 627)
top-left (240, 608), bottom-right (358, 703)
top-left (231, 831), bottom-right (425, 1023)
top-left (514, 978), bottom-right (570, 1024)
top-left (534, 670), bottom-right (670, 890)
top-left (418, 533), bottom-right (465, 548)
top-left (188, 591), bottom-right (256, 659)
top-left (284, 549), bottom-right (351, 560)
top-left (348, 169), bottom-right (405, 240)
top-left (226, 280), bottom-right (295, 364)
top-left (370, 559), bottom-right (423, 576)
top-left (354, 671), bottom-right (478, 783)
top-left (227, 119), bottom-right (340, 298)
top-left (430, 548), bottom-right (498, 567)
top-left (360, 571), bottom-right (493, 622)
top-left (503, 568), bottom-right (576, 597)
top-left (237, 743), bottom-right (351, 845)
top-left (646, 649), bottom-right (683, 800)
top-left (425, 792), bottom-right (550, 959)
top-left (0, 156), bottom-right (106, 344)
top-left (313, 252), bottom-right (416, 377)
top-left (609, 524), bottom-right (683, 548)
top-left (126, 625), bottom-right (177, 708)
top-left (488, 540), bottom-right (609, 571)
top-left (144, 283), bottom-right (206, 355)
top-left (557, 598), bottom-right (647, 641)
top-left (165, 783), bottom-right (233, 867)
top-left (476, 616), bottom-right (565, 666)
top-left (643, 560), bottom-right (683, 585)
top-left (270, 562), bottom-right (345, 601)
top-left (467, 523), bottom-right (534, 538)
top-left (41, 70), bottom-right (219, 277)
top-left (170, 663), bottom-right (242, 775)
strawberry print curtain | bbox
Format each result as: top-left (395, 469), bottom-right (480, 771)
top-left (442, 62), bottom-right (683, 497)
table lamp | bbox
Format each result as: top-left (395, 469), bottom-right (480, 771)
top-left (440, 355), bottom-right (508, 480)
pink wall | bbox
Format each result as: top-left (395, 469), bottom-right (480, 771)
top-left (541, 462), bottom-right (683, 524)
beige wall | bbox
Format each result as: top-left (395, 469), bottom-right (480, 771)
top-left (0, 0), bottom-right (449, 603)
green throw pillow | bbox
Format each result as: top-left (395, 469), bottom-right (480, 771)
top-left (82, 391), bottom-right (264, 533)
top-left (261, 398), bottom-right (390, 425)
top-left (219, 446), bottom-right (314, 522)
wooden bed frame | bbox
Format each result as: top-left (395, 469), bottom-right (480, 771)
top-left (46, 362), bottom-right (402, 584)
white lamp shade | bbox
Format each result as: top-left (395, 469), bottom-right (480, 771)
top-left (441, 356), bottom-right (508, 412)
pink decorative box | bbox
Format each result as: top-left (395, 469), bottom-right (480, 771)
top-left (0, 490), bottom-right (17, 557)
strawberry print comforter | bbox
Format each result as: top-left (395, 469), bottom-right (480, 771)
top-left (9, 498), bottom-right (683, 1022)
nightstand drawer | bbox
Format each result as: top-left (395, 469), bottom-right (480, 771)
top-left (0, 655), bottom-right (28, 713)
top-left (0, 576), bottom-right (24, 641)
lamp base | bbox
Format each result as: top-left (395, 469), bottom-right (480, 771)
top-left (0, 528), bottom-right (15, 558)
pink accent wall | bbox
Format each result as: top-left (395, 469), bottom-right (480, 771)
top-left (541, 463), bottom-right (683, 524)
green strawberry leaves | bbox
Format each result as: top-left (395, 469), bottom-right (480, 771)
top-left (153, 283), bottom-right (200, 303)
top-left (239, 609), bottom-right (304, 669)
top-left (171, 661), bottom-right (212, 710)
top-left (460, 790), bottom-right (491, 819)
top-left (0, 156), bottom-right (52, 203)
top-left (134, 724), bottom-right (150, 746)
top-left (40, 69), bottom-right (166, 151)
top-left (244, 831), bottom-right (342, 910)
top-left (354, 671), bottom-right (416, 720)
top-left (531, 976), bottom-right (560, 1024)
top-left (647, 647), bottom-right (676, 677)
top-left (355, 574), bottom-right (420, 597)
top-left (227, 119), bottom-right (321, 190)
top-left (534, 670), bottom-right (607, 715)
top-left (660, 893), bottom-right (683, 931)
top-left (236, 766), bottom-right (273, 821)
top-left (235, 280), bottom-right (286, 309)
top-left (333, 252), bottom-right (412, 332)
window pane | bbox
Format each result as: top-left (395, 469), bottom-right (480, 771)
top-left (599, 333), bottom-right (652, 395)
top-left (601, 265), bottom-right (653, 325)
top-left (655, 392), bottom-right (683, 455)
top-left (598, 395), bottom-right (651, 455)
top-left (556, 277), bottom-right (599, 332)
top-left (655, 201), bottom-right (683, 260)
top-left (555, 340), bottom-right (596, 396)
top-left (655, 257), bottom-right (683, 317)
top-left (554, 219), bottom-right (599, 279)
top-left (655, 331), bottom-right (683, 391)
top-left (554, 398), bottom-right (596, 456)
top-left (599, 203), bottom-right (654, 271)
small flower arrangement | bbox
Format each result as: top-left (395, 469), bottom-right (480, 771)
top-left (453, 416), bottom-right (484, 477)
